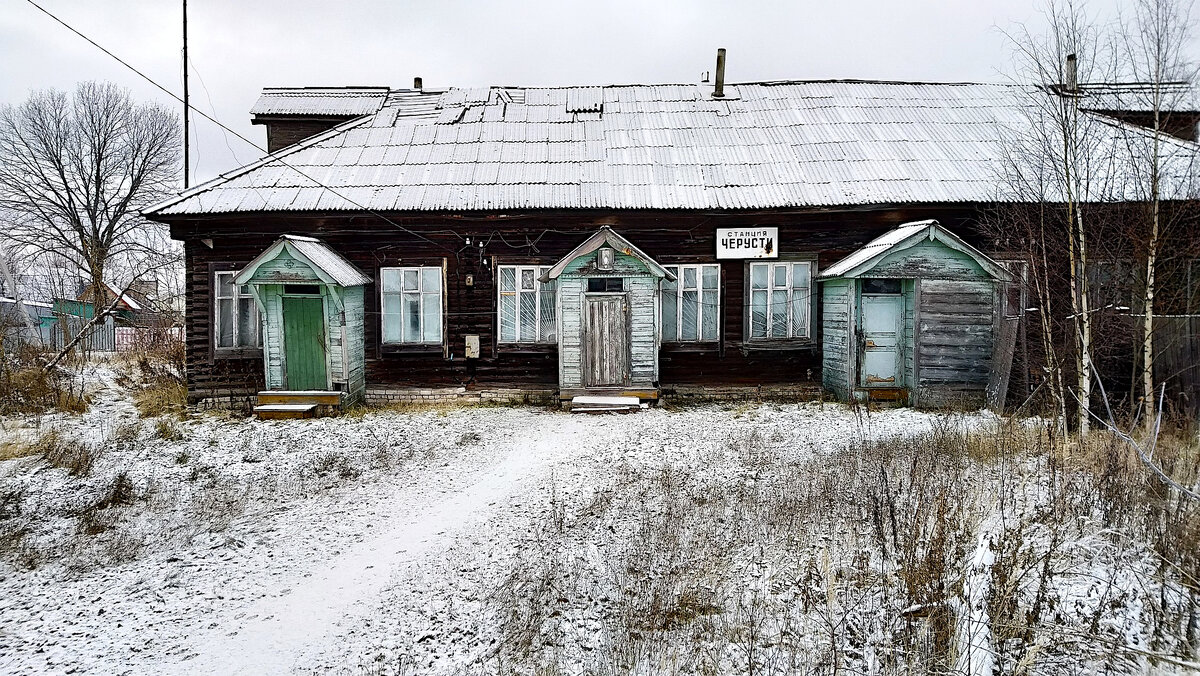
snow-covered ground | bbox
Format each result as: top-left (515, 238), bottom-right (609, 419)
top-left (1, 368), bottom-right (1196, 675)
top-left (0, 370), bottom-right (941, 675)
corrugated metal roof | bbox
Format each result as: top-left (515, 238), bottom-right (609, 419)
top-left (150, 80), bottom-right (1200, 217)
top-left (820, 220), bottom-right (936, 278)
top-left (820, 219), bottom-right (1010, 280)
top-left (250, 87), bottom-right (391, 117)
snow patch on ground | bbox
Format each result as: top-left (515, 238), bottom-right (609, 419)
top-left (0, 376), bottom-right (950, 675)
top-left (2, 372), bottom-right (1193, 675)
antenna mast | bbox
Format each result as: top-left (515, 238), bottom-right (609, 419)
top-left (182, 0), bottom-right (190, 188)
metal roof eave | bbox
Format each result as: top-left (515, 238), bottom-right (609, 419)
top-left (819, 219), bottom-right (1013, 282)
top-left (233, 235), bottom-right (370, 288)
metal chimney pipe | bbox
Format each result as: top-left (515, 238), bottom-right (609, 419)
top-left (1065, 54), bottom-right (1077, 92)
top-left (414, 76), bottom-right (423, 91)
top-left (713, 48), bottom-right (726, 98)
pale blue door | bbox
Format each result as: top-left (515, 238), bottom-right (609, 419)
top-left (860, 294), bottom-right (903, 388)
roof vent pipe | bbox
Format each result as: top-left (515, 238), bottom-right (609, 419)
top-left (414, 77), bottom-right (423, 91)
top-left (1064, 54), bottom-right (1077, 92)
top-left (713, 48), bottom-right (726, 98)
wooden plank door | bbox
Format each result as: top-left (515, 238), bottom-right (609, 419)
top-left (584, 294), bottom-right (630, 387)
top-left (283, 296), bottom-right (327, 390)
top-left (859, 294), bottom-right (903, 388)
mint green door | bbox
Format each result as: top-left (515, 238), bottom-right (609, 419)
top-left (283, 296), bottom-right (327, 390)
top-left (859, 294), bottom-right (903, 388)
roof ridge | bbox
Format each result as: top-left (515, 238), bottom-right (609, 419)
top-left (436, 79), bottom-right (1020, 91)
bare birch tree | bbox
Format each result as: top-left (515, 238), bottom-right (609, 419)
top-left (1117, 0), bottom-right (1199, 431)
top-left (0, 81), bottom-right (180, 325)
top-left (1002, 0), bottom-right (1122, 436)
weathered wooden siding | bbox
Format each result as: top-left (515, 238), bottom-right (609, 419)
top-left (260, 119), bottom-right (349, 153)
top-left (262, 287), bottom-right (283, 389)
top-left (871, 240), bottom-right (987, 280)
top-left (821, 279), bottom-right (853, 399)
top-left (256, 249), bottom-right (321, 283)
top-left (343, 286), bottom-right (366, 404)
top-left (903, 279), bottom-right (917, 390)
top-left (172, 207), bottom-right (986, 400)
top-left (557, 252), bottom-right (658, 389)
top-left (916, 279), bottom-right (996, 407)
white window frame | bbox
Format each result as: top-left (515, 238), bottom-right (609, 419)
top-left (213, 270), bottom-right (260, 351)
top-left (661, 264), bottom-right (721, 342)
top-left (746, 260), bottom-right (813, 341)
top-left (380, 266), bottom-right (444, 345)
top-left (497, 265), bottom-right (556, 344)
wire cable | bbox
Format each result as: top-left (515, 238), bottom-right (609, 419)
top-left (24, 0), bottom-right (456, 254)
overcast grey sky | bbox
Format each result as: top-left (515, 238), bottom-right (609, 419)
top-left (0, 0), bottom-right (1182, 184)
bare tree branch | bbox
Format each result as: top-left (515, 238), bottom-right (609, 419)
top-left (0, 81), bottom-right (180, 316)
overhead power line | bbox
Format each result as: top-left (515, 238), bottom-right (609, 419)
top-left (23, 0), bottom-right (454, 254)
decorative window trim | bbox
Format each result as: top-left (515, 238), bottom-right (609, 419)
top-left (211, 266), bottom-right (261, 358)
top-left (661, 263), bottom-right (721, 343)
top-left (743, 257), bottom-right (817, 346)
top-left (380, 266), bottom-right (445, 345)
top-left (497, 265), bottom-right (557, 344)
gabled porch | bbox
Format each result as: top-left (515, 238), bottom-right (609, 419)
top-left (233, 235), bottom-right (371, 418)
top-left (541, 226), bottom-right (676, 409)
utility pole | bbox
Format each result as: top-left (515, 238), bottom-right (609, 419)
top-left (182, 0), bottom-right (189, 189)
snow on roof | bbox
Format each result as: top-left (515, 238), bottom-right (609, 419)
top-left (819, 219), bottom-right (1010, 281)
top-left (0, 296), bottom-right (52, 309)
top-left (235, 235), bottom-right (371, 287)
top-left (250, 87), bottom-right (392, 117)
top-left (820, 221), bottom-right (936, 279)
top-left (1075, 81), bottom-right (1199, 113)
top-left (147, 80), bottom-right (1200, 217)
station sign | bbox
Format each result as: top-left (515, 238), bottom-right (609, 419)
top-left (716, 227), bottom-right (778, 259)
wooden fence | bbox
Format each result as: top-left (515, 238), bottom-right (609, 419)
top-left (1155, 316), bottom-right (1200, 418)
top-left (50, 315), bottom-right (115, 352)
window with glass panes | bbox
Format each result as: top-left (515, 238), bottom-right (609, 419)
top-left (661, 264), bottom-right (720, 341)
top-left (748, 261), bottom-right (812, 339)
top-left (498, 266), bottom-right (556, 343)
top-left (213, 271), bottom-right (260, 349)
top-left (381, 267), bottom-right (443, 344)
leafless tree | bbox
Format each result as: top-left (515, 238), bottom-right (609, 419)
top-left (1116, 0), bottom-right (1199, 431)
top-left (0, 81), bottom-right (180, 324)
top-left (1000, 0), bottom-right (1123, 436)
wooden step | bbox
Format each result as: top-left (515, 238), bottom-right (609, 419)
top-left (559, 388), bottom-right (658, 401)
top-left (569, 395), bottom-right (644, 413)
top-left (256, 390), bottom-right (342, 406)
top-left (254, 403), bottom-right (317, 420)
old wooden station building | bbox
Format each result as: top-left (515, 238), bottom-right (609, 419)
top-left (144, 69), bottom-right (1200, 413)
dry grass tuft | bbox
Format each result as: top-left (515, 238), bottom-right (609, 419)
top-left (0, 345), bottom-right (89, 415)
top-left (133, 379), bottom-right (188, 419)
top-left (153, 418), bottom-right (185, 441)
top-left (486, 416), bottom-right (1200, 675)
top-left (38, 427), bottom-right (97, 475)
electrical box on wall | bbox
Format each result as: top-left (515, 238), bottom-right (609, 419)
top-left (464, 334), bottom-right (480, 359)
top-left (597, 247), bottom-right (615, 271)
top-left (465, 274), bottom-right (474, 287)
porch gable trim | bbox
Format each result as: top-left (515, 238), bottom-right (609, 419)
top-left (540, 226), bottom-right (676, 282)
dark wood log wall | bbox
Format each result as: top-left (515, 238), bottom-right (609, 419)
top-left (171, 206), bottom-right (986, 400)
top-left (253, 118), bottom-right (356, 153)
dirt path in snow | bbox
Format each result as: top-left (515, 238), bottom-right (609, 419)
top-left (2, 388), bottom-right (951, 676)
top-left (161, 413), bottom-right (609, 675)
